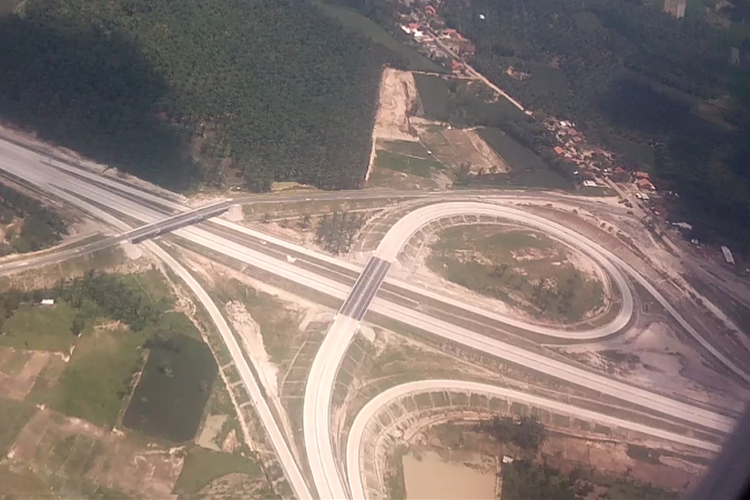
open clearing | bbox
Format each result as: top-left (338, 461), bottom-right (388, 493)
top-left (7, 408), bottom-right (183, 498)
top-left (421, 127), bottom-right (509, 174)
top-left (0, 346), bottom-right (65, 401)
top-left (45, 324), bottom-right (145, 428)
top-left (173, 446), bottom-right (267, 495)
top-left (556, 320), bottom-right (750, 413)
top-left (0, 301), bottom-right (78, 351)
top-left (425, 225), bottom-right (605, 323)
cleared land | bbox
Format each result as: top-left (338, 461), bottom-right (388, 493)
top-left (0, 397), bottom-right (36, 455)
top-left (427, 225), bottom-right (604, 323)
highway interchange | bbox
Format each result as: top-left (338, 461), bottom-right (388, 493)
top-left (0, 135), bottom-right (746, 499)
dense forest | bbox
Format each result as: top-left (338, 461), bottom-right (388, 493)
top-left (440, 0), bottom-right (750, 249)
top-left (0, 0), bottom-right (403, 192)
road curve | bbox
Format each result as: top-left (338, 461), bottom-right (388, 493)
top-left (345, 380), bottom-right (721, 500)
top-left (306, 201), bottom-right (744, 500)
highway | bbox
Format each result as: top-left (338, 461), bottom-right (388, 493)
top-left (0, 136), bottom-right (744, 499)
top-left (345, 380), bottom-right (722, 499)
top-left (0, 141), bottom-right (313, 498)
top-left (304, 202), bottom-right (742, 499)
top-left (0, 146), bottom-right (636, 342)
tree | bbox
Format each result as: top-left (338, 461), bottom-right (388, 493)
top-left (515, 416), bottom-right (546, 450)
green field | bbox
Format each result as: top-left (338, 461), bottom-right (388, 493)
top-left (380, 140), bottom-right (433, 159)
top-left (428, 226), bottom-right (603, 322)
top-left (173, 446), bottom-right (266, 495)
top-left (414, 74), bottom-right (529, 127)
top-left (375, 150), bottom-right (443, 178)
top-left (122, 334), bottom-right (217, 442)
top-left (0, 301), bottom-right (78, 351)
top-left (414, 74), bottom-right (453, 121)
top-left (475, 128), bottom-right (572, 189)
top-left (47, 326), bottom-right (146, 428)
top-left (316, 2), bottom-right (446, 73)
top-left (0, 397), bottom-right (36, 455)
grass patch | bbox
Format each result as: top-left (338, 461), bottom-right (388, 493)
top-left (475, 128), bottom-right (571, 189)
top-left (0, 348), bottom-right (30, 376)
top-left (316, 2), bottom-right (445, 73)
top-left (415, 74), bottom-right (528, 126)
top-left (375, 150), bottom-right (443, 178)
top-left (428, 225), bottom-right (603, 322)
top-left (117, 269), bottom-right (175, 308)
top-left (0, 302), bottom-right (78, 351)
top-left (173, 446), bottom-right (264, 494)
top-left (47, 325), bottom-right (146, 428)
top-left (0, 397), bottom-right (36, 455)
top-left (122, 334), bottom-right (217, 442)
top-left (380, 139), bottom-right (433, 159)
top-left (414, 73), bottom-right (452, 120)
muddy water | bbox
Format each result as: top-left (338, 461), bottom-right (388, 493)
top-left (402, 448), bottom-right (496, 499)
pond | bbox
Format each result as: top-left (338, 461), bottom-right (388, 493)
top-left (402, 448), bottom-right (496, 500)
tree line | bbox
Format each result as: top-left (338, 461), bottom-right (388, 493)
top-left (0, 271), bottom-right (169, 335)
top-left (0, 0), bottom-right (402, 193)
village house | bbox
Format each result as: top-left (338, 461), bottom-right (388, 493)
top-left (636, 178), bottom-right (655, 191)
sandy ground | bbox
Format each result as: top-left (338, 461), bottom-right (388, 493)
top-left (224, 301), bottom-right (280, 402)
top-left (372, 68), bottom-right (420, 143)
top-left (0, 348), bottom-right (66, 401)
top-left (196, 414), bottom-right (227, 451)
top-left (557, 320), bottom-right (750, 412)
top-left (8, 409), bottom-right (183, 497)
top-left (437, 128), bottom-right (508, 174)
top-left (366, 68), bottom-right (421, 183)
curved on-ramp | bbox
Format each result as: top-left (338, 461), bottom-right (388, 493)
top-left (306, 201), bottom-right (746, 500)
top-left (345, 380), bottom-right (722, 500)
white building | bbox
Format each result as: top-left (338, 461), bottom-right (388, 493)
top-left (721, 245), bottom-right (735, 265)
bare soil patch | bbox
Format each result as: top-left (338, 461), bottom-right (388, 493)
top-left (372, 68), bottom-right (420, 142)
top-left (425, 128), bottom-right (509, 174)
top-left (0, 347), bottom-right (64, 401)
top-left (8, 409), bottom-right (183, 497)
top-left (556, 320), bottom-right (750, 412)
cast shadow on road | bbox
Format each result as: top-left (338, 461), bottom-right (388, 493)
top-left (0, 16), bottom-right (198, 190)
